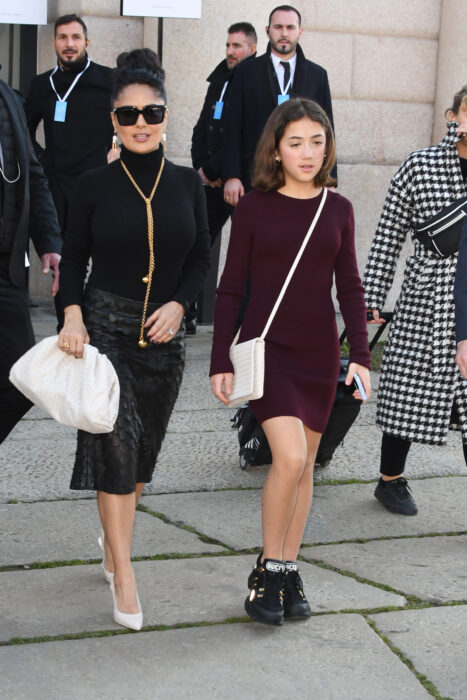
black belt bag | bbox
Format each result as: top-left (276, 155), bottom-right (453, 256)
top-left (414, 196), bottom-right (467, 257)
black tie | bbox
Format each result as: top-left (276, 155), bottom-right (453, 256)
top-left (280, 61), bottom-right (291, 93)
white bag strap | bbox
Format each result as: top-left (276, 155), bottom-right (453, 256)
top-left (231, 187), bottom-right (327, 347)
top-left (261, 187), bottom-right (327, 339)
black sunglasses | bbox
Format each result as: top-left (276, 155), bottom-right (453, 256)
top-left (113, 104), bottom-right (166, 126)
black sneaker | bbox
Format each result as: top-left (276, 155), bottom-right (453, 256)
top-left (283, 562), bottom-right (312, 620)
top-left (244, 555), bottom-right (285, 626)
top-left (374, 477), bottom-right (418, 515)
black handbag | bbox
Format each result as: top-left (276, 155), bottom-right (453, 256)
top-left (414, 196), bottom-right (467, 257)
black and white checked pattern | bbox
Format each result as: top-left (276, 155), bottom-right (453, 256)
top-left (363, 122), bottom-right (467, 445)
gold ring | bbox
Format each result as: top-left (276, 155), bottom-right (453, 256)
top-left (225, 195), bottom-right (230, 200)
top-left (61, 342), bottom-right (70, 349)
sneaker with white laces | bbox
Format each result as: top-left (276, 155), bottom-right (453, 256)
top-left (374, 476), bottom-right (418, 515)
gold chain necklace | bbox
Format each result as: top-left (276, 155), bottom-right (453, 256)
top-left (120, 156), bottom-right (165, 347)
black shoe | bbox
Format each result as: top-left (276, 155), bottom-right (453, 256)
top-left (374, 477), bottom-right (418, 515)
top-left (244, 555), bottom-right (285, 626)
top-left (283, 562), bottom-right (312, 620)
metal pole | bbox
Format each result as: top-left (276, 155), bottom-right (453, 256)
top-left (157, 17), bottom-right (163, 63)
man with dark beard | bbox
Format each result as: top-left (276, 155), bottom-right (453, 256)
top-left (223, 5), bottom-right (335, 207)
top-left (189, 22), bottom-right (257, 329)
top-left (24, 14), bottom-right (113, 324)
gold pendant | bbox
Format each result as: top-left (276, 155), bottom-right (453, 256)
top-left (138, 340), bottom-right (148, 348)
top-left (142, 276), bottom-right (149, 284)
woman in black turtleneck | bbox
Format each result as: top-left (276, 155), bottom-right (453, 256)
top-left (58, 63), bottom-right (210, 630)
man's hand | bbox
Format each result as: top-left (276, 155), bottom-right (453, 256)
top-left (223, 178), bottom-right (244, 206)
top-left (41, 252), bottom-right (61, 296)
top-left (456, 340), bottom-right (467, 379)
top-left (198, 167), bottom-right (222, 188)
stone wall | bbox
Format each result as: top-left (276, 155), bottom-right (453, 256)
top-left (29, 0), bottom-right (460, 312)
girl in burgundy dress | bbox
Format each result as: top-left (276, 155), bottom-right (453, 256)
top-left (210, 98), bottom-right (371, 625)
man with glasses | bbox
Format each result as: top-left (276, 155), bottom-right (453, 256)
top-left (24, 13), bottom-right (113, 324)
top-left (189, 22), bottom-right (257, 331)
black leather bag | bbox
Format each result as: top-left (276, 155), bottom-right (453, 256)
top-left (233, 313), bottom-right (392, 470)
top-left (414, 196), bottom-right (467, 257)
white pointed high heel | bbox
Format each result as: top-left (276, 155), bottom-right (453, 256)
top-left (110, 581), bottom-right (143, 631)
top-left (97, 531), bottom-right (114, 584)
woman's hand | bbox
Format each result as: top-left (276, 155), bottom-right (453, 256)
top-left (58, 305), bottom-right (89, 359)
top-left (345, 362), bottom-right (371, 402)
top-left (210, 373), bottom-right (233, 405)
top-left (145, 301), bottom-right (184, 343)
top-left (367, 308), bottom-right (386, 325)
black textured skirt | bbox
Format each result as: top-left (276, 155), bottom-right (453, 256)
top-left (70, 287), bottom-right (185, 494)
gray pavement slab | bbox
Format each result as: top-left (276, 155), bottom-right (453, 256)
top-left (0, 555), bottom-right (405, 642)
top-left (0, 615), bottom-right (430, 700)
top-left (371, 606), bottom-right (467, 700)
top-left (307, 534), bottom-right (467, 603)
top-left (142, 477), bottom-right (467, 550)
top-left (0, 501), bottom-right (222, 567)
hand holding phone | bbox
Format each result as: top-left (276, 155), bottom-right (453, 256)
top-left (353, 372), bottom-right (367, 402)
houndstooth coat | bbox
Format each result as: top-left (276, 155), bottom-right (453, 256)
top-left (363, 122), bottom-right (467, 445)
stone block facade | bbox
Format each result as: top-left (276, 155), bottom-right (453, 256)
top-left (28, 0), bottom-right (463, 310)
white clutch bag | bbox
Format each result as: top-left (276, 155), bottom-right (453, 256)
top-left (9, 336), bottom-right (120, 434)
top-left (227, 189), bottom-right (327, 408)
top-left (228, 337), bottom-right (265, 408)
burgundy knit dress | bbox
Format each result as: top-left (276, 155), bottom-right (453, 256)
top-left (209, 188), bottom-right (370, 433)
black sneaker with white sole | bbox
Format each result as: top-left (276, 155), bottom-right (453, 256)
top-left (374, 476), bottom-right (418, 515)
top-left (283, 562), bottom-right (312, 619)
top-left (245, 556), bottom-right (285, 626)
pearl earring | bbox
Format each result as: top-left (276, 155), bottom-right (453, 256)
top-left (112, 133), bottom-right (118, 150)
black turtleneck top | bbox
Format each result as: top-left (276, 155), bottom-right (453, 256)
top-left (59, 146), bottom-right (210, 309)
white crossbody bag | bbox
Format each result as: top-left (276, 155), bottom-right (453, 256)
top-left (227, 188), bottom-right (328, 408)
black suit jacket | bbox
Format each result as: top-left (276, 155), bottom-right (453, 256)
top-left (191, 54), bottom-right (256, 182)
top-left (0, 80), bottom-right (61, 288)
top-left (455, 217), bottom-right (467, 343)
top-left (223, 44), bottom-right (335, 187)
top-left (24, 61), bottom-right (113, 182)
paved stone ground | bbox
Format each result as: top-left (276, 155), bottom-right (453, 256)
top-left (1, 300), bottom-right (466, 699)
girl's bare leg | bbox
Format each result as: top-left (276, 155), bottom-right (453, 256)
top-left (98, 482), bottom-right (145, 575)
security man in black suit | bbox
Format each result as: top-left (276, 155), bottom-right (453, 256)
top-left (189, 22), bottom-right (257, 329)
top-left (24, 14), bottom-right (113, 326)
top-left (455, 217), bottom-right (467, 379)
top-left (223, 4), bottom-right (335, 207)
top-left (24, 14), bottom-right (113, 233)
top-left (0, 77), bottom-right (62, 444)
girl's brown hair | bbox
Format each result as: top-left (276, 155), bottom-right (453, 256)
top-left (252, 98), bottom-right (337, 191)
top-left (444, 85), bottom-right (467, 120)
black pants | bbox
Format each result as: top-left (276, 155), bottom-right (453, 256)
top-left (188, 186), bottom-right (233, 324)
top-left (380, 432), bottom-right (467, 476)
top-left (0, 264), bottom-right (34, 444)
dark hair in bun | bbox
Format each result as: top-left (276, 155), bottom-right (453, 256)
top-left (112, 48), bottom-right (166, 106)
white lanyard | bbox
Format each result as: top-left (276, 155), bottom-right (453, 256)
top-left (218, 80), bottom-right (229, 102)
top-left (49, 58), bottom-right (91, 102)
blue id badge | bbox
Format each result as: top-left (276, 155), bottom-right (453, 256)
top-left (213, 101), bottom-right (224, 119)
top-left (54, 101), bottom-right (67, 122)
top-left (277, 94), bottom-right (290, 105)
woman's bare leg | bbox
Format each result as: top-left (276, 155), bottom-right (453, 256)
top-left (261, 416), bottom-right (308, 561)
top-left (282, 426), bottom-right (321, 561)
top-left (97, 490), bottom-right (139, 614)
top-left (98, 482), bottom-right (145, 575)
